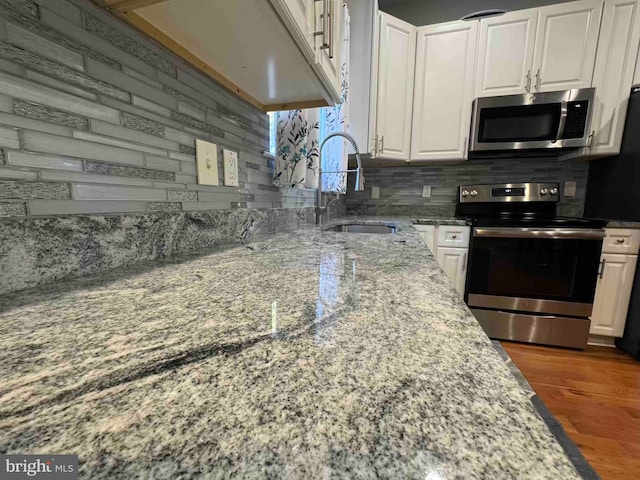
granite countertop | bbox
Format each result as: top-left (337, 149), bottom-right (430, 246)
top-left (606, 220), bottom-right (640, 229)
top-left (412, 217), bottom-right (469, 226)
top-left (0, 218), bottom-right (581, 479)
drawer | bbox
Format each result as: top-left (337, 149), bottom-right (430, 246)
top-left (602, 229), bottom-right (640, 255)
top-left (437, 225), bottom-right (470, 248)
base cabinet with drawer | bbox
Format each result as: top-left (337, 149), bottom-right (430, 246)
top-left (414, 224), bottom-right (470, 295)
top-left (590, 229), bottom-right (640, 337)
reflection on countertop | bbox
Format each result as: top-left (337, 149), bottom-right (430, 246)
top-left (0, 218), bottom-right (580, 479)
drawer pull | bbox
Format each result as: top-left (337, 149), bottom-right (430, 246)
top-left (616, 238), bottom-right (625, 244)
top-left (451, 234), bottom-right (458, 239)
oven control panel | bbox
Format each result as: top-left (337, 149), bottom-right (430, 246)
top-left (459, 183), bottom-right (560, 203)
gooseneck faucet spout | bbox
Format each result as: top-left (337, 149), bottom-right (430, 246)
top-left (316, 132), bottom-right (365, 225)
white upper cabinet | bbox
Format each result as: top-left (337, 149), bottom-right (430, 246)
top-left (411, 21), bottom-right (478, 162)
top-left (276, 0), bottom-right (317, 60)
top-left (589, 0), bottom-right (640, 155)
top-left (315, 0), bottom-right (343, 97)
top-left (269, 0), bottom-right (342, 104)
top-left (346, 0), bottom-right (379, 156)
top-left (531, 0), bottom-right (602, 92)
top-left (475, 10), bottom-right (538, 97)
top-left (374, 13), bottom-right (417, 161)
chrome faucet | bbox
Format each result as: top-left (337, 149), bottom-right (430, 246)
top-left (316, 131), bottom-right (365, 225)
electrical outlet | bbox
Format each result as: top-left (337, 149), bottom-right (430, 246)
top-left (371, 185), bottom-right (380, 199)
top-left (564, 181), bottom-right (577, 197)
top-left (422, 185), bottom-right (432, 198)
top-left (223, 148), bottom-right (239, 187)
top-left (196, 139), bottom-right (218, 186)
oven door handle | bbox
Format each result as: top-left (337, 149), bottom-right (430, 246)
top-left (473, 227), bottom-right (606, 240)
top-left (554, 100), bottom-right (568, 143)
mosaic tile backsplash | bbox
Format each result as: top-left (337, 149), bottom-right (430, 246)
top-left (346, 157), bottom-right (590, 217)
top-left (0, 0), bottom-right (287, 217)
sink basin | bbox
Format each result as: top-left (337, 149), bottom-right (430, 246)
top-left (325, 224), bottom-right (396, 234)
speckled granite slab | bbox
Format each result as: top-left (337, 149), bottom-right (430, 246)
top-left (606, 221), bottom-right (640, 229)
top-left (0, 219), bottom-right (582, 479)
top-left (0, 207), bottom-right (316, 296)
top-left (413, 217), bottom-right (470, 226)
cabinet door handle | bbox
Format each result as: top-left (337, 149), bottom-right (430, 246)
top-left (313, 0), bottom-right (329, 46)
top-left (598, 258), bottom-right (607, 279)
top-left (587, 130), bottom-right (595, 149)
top-left (525, 69), bottom-right (531, 92)
top-left (534, 68), bottom-right (541, 91)
top-left (328, 0), bottom-right (334, 59)
top-left (379, 136), bottom-right (384, 154)
top-left (463, 136), bottom-right (468, 158)
top-left (371, 136), bottom-right (378, 158)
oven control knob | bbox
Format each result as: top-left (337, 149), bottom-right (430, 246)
top-left (550, 188), bottom-right (558, 195)
top-left (540, 188), bottom-right (549, 196)
top-left (470, 190), bottom-right (478, 197)
top-left (461, 190), bottom-right (470, 197)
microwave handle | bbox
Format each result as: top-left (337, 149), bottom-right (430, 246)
top-left (554, 101), bottom-right (568, 143)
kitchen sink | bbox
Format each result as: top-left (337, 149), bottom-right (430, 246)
top-left (324, 224), bottom-right (396, 234)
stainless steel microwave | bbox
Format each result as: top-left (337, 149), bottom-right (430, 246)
top-left (469, 88), bottom-right (595, 154)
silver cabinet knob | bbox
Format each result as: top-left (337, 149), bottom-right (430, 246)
top-left (452, 234), bottom-right (458, 239)
top-left (540, 188), bottom-right (549, 195)
top-left (470, 190), bottom-right (478, 197)
top-left (550, 188), bottom-right (558, 195)
top-left (617, 238), bottom-right (625, 244)
top-left (462, 190), bottom-right (470, 197)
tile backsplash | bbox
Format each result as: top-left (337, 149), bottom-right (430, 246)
top-left (347, 157), bottom-right (589, 217)
top-left (0, 0), bottom-right (290, 218)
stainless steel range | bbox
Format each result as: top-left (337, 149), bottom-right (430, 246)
top-left (456, 182), bottom-right (606, 349)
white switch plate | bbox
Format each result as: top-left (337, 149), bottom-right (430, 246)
top-left (564, 181), bottom-right (577, 197)
top-left (196, 139), bottom-right (218, 186)
top-left (223, 148), bottom-right (239, 187)
top-left (371, 185), bottom-right (380, 199)
top-left (422, 185), bottom-right (432, 198)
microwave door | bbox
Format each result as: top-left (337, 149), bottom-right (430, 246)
top-left (471, 101), bottom-right (564, 151)
top-left (470, 88), bottom-right (595, 152)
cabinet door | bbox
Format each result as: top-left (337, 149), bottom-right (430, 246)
top-left (531, 0), bottom-right (603, 92)
top-left (436, 247), bottom-right (468, 296)
top-left (475, 10), bottom-right (538, 97)
top-left (411, 21), bottom-right (478, 162)
top-left (316, 0), bottom-right (343, 97)
top-left (272, 0), bottom-right (317, 61)
top-left (374, 13), bottom-right (416, 161)
top-left (589, 0), bottom-right (640, 156)
top-left (590, 253), bottom-right (638, 337)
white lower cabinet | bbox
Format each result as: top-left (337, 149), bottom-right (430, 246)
top-left (590, 229), bottom-right (640, 337)
top-left (414, 224), bottom-right (470, 296)
top-left (590, 253), bottom-right (638, 336)
top-left (436, 247), bottom-right (468, 295)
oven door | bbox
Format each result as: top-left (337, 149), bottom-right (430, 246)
top-left (467, 228), bottom-right (605, 317)
top-left (470, 89), bottom-right (594, 152)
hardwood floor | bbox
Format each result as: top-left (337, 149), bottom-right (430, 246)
top-left (501, 342), bottom-right (640, 480)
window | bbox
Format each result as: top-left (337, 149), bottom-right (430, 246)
top-left (268, 111), bottom-right (277, 157)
